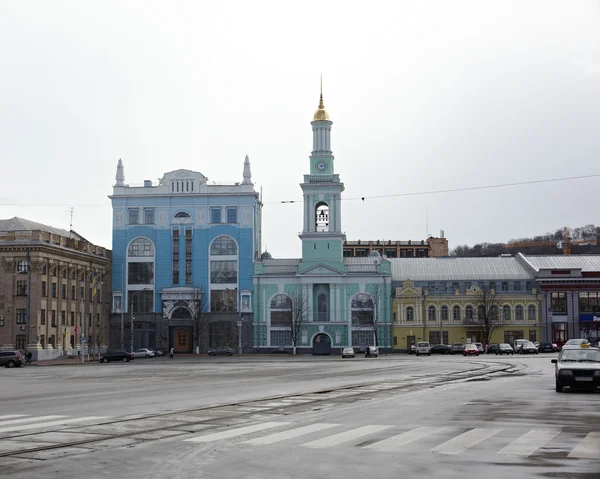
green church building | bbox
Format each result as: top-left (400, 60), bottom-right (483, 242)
top-left (252, 90), bottom-right (392, 354)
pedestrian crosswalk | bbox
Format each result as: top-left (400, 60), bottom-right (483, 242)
top-left (0, 414), bottom-right (107, 434)
top-left (183, 422), bottom-right (600, 459)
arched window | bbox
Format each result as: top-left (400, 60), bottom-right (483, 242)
top-left (270, 294), bottom-right (292, 326)
top-left (315, 202), bottom-right (329, 232)
top-left (406, 306), bottom-right (414, 322)
top-left (503, 305), bottom-right (511, 321)
top-left (428, 305), bottom-right (436, 321)
top-left (128, 237), bottom-right (155, 257)
top-left (528, 305), bottom-right (536, 321)
top-left (441, 305), bottom-right (449, 321)
top-left (174, 211), bottom-right (190, 218)
top-left (351, 294), bottom-right (373, 325)
top-left (465, 306), bottom-right (473, 320)
top-left (515, 305), bottom-right (523, 321)
top-left (210, 236), bottom-right (237, 255)
top-left (453, 306), bottom-right (461, 321)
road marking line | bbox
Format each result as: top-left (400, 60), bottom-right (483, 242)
top-left (0, 416), bottom-right (107, 434)
top-left (568, 432), bottom-right (600, 459)
top-left (366, 427), bottom-right (444, 451)
top-left (498, 429), bottom-right (560, 456)
top-left (243, 423), bottom-right (338, 445)
top-left (432, 428), bottom-right (501, 455)
top-left (302, 425), bottom-right (392, 448)
top-left (0, 415), bottom-right (66, 426)
top-left (0, 415), bottom-right (28, 421)
top-left (184, 422), bottom-right (288, 443)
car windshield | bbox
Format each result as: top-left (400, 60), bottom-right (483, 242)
top-left (560, 350), bottom-right (600, 362)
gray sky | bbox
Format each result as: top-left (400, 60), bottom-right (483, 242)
top-left (1, 1), bottom-right (599, 257)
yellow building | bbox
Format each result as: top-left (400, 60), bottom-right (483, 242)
top-left (390, 257), bottom-right (541, 350)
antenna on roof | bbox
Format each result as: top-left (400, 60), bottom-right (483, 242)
top-left (63, 207), bottom-right (74, 238)
top-left (425, 207), bottom-right (429, 238)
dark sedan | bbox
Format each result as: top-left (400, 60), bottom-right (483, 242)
top-left (430, 344), bottom-right (454, 355)
top-left (538, 342), bottom-right (558, 353)
top-left (208, 346), bottom-right (235, 356)
top-left (487, 343), bottom-right (500, 354)
top-left (100, 350), bottom-right (135, 363)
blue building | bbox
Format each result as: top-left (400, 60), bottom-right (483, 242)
top-left (109, 156), bottom-right (261, 353)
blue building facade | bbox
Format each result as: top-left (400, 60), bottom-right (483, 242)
top-left (109, 157), bottom-right (261, 352)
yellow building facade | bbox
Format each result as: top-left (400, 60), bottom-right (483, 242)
top-left (390, 257), bottom-right (542, 351)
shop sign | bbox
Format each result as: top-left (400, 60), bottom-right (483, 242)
top-left (579, 315), bottom-right (600, 322)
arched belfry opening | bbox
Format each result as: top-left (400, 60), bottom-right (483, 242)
top-left (315, 202), bottom-right (329, 232)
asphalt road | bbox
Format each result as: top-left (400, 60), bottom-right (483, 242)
top-left (0, 354), bottom-right (598, 479)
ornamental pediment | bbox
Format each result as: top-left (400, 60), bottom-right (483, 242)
top-left (297, 264), bottom-right (346, 276)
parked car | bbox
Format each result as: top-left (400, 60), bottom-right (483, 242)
top-left (365, 345), bottom-right (379, 357)
top-left (208, 346), bottom-right (235, 356)
top-left (0, 351), bottom-right (24, 368)
top-left (552, 344), bottom-right (600, 392)
top-left (415, 341), bottom-right (431, 356)
top-left (513, 339), bottom-right (529, 354)
top-left (561, 339), bottom-right (590, 351)
top-left (497, 343), bottom-right (515, 355)
top-left (429, 344), bottom-right (454, 355)
top-left (487, 343), bottom-right (500, 354)
top-left (473, 342), bottom-right (484, 354)
top-left (538, 342), bottom-right (558, 353)
top-left (463, 343), bottom-right (479, 356)
top-left (100, 350), bottom-right (135, 363)
top-left (152, 349), bottom-right (165, 357)
top-left (452, 342), bottom-right (465, 354)
top-left (133, 348), bottom-right (156, 359)
top-left (519, 341), bottom-right (539, 354)
top-left (341, 347), bottom-right (355, 358)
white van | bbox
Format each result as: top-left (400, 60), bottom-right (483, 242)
top-left (514, 339), bottom-right (529, 354)
top-left (416, 341), bottom-right (431, 356)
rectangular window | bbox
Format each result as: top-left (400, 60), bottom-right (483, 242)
top-left (464, 282), bottom-right (472, 290)
top-left (270, 330), bottom-right (292, 346)
top-left (453, 307), bottom-right (461, 321)
top-left (427, 282), bottom-right (435, 291)
top-left (271, 311), bottom-right (291, 326)
top-left (61, 284), bottom-right (67, 299)
top-left (210, 290), bottom-right (237, 312)
top-left (406, 249), bottom-right (414, 257)
top-left (241, 293), bottom-right (251, 312)
top-left (51, 310), bottom-right (57, 327)
top-left (417, 249), bottom-right (426, 257)
top-left (16, 309), bottom-right (27, 324)
top-left (42, 281), bottom-right (47, 297)
top-left (80, 286), bottom-right (84, 300)
top-left (529, 330), bottom-right (537, 342)
top-left (88, 313), bottom-right (92, 328)
top-left (579, 292), bottom-right (599, 313)
top-left (172, 229), bottom-right (180, 284)
top-left (352, 311), bottom-right (373, 325)
top-left (128, 208), bottom-right (139, 225)
top-left (501, 282), bottom-right (509, 292)
top-left (16, 281), bottom-right (27, 296)
top-left (384, 249), bottom-right (397, 258)
top-left (52, 283), bottom-right (57, 298)
top-left (61, 311), bottom-right (66, 325)
top-left (526, 281), bottom-right (533, 291)
top-left (70, 311), bottom-right (75, 326)
top-left (226, 207), bottom-right (237, 224)
top-left (16, 334), bottom-right (26, 349)
top-left (185, 229), bottom-right (192, 285)
top-left (128, 290), bottom-right (154, 313)
top-left (89, 288), bottom-right (92, 300)
top-left (144, 208), bottom-right (155, 225)
top-left (210, 261), bottom-right (238, 284)
top-left (551, 292), bottom-right (567, 314)
top-left (504, 330), bottom-right (524, 344)
top-left (452, 282), bottom-right (459, 291)
top-left (210, 207), bottom-right (222, 224)
top-left (355, 249), bottom-right (367, 257)
top-left (128, 262), bottom-right (154, 285)
top-left (71, 285), bottom-right (76, 300)
top-left (489, 281), bottom-right (496, 291)
top-left (514, 281), bottom-right (521, 291)
top-left (40, 309), bottom-right (46, 325)
top-left (441, 307), bottom-right (449, 321)
top-left (428, 331), bottom-right (448, 345)
top-left (351, 331), bottom-right (375, 347)
top-left (478, 282), bottom-right (485, 289)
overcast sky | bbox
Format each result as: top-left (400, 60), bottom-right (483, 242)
top-left (1, 1), bottom-right (599, 257)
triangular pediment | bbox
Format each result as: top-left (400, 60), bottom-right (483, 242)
top-left (297, 263), bottom-right (347, 276)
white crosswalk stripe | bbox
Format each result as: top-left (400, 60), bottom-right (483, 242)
top-left (184, 422), bottom-right (288, 443)
top-left (0, 415), bottom-right (66, 427)
top-left (243, 423), bottom-right (338, 445)
top-left (568, 432), bottom-right (600, 459)
top-left (365, 426), bottom-right (445, 452)
top-left (498, 429), bottom-right (560, 456)
top-left (0, 416), bottom-right (107, 434)
top-left (432, 428), bottom-right (501, 455)
top-left (302, 425), bottom-right (392, 448)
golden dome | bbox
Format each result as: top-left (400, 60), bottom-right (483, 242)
top-left (313, 94), bottom-right (330, 121)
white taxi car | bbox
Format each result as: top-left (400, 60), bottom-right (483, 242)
top-left (551, 343), bottom-right (600, 392)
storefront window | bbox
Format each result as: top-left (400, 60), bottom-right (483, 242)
top-left (551, 292), bottom-right (567, 314)
top-left (579, 292), bottom-right (599, 313)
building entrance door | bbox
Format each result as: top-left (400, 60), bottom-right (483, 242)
top-left (553, 329), bottom-right (566, 349)
top-left (313, 333), bottom-right (331, 355)
top-left (174, 329), bottom-right (191, 353)
top-left (406, 335), bottom-right (415, 351)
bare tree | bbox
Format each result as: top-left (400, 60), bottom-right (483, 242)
top-left (288, 286), bottom-right (310, 355)
top-left (189, 286), bottom-right (211, 353)
top-left (471, 287), bottom-right (502, 346)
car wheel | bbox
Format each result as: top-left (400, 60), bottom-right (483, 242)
top-left (145, 354), bottom-right (150, 358)
top-left (416, 352), bottom-right (419, 356)
top-left (555, 380), bottom-right (563, 392)
top-left (7, 360), bottom-right (15, 368)
top-left (227, 353), bottom-right (232, 356)
top-left (122, 357), bottom-right (128, 363)
top-left (427, 353), bottom-right (430, 356)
